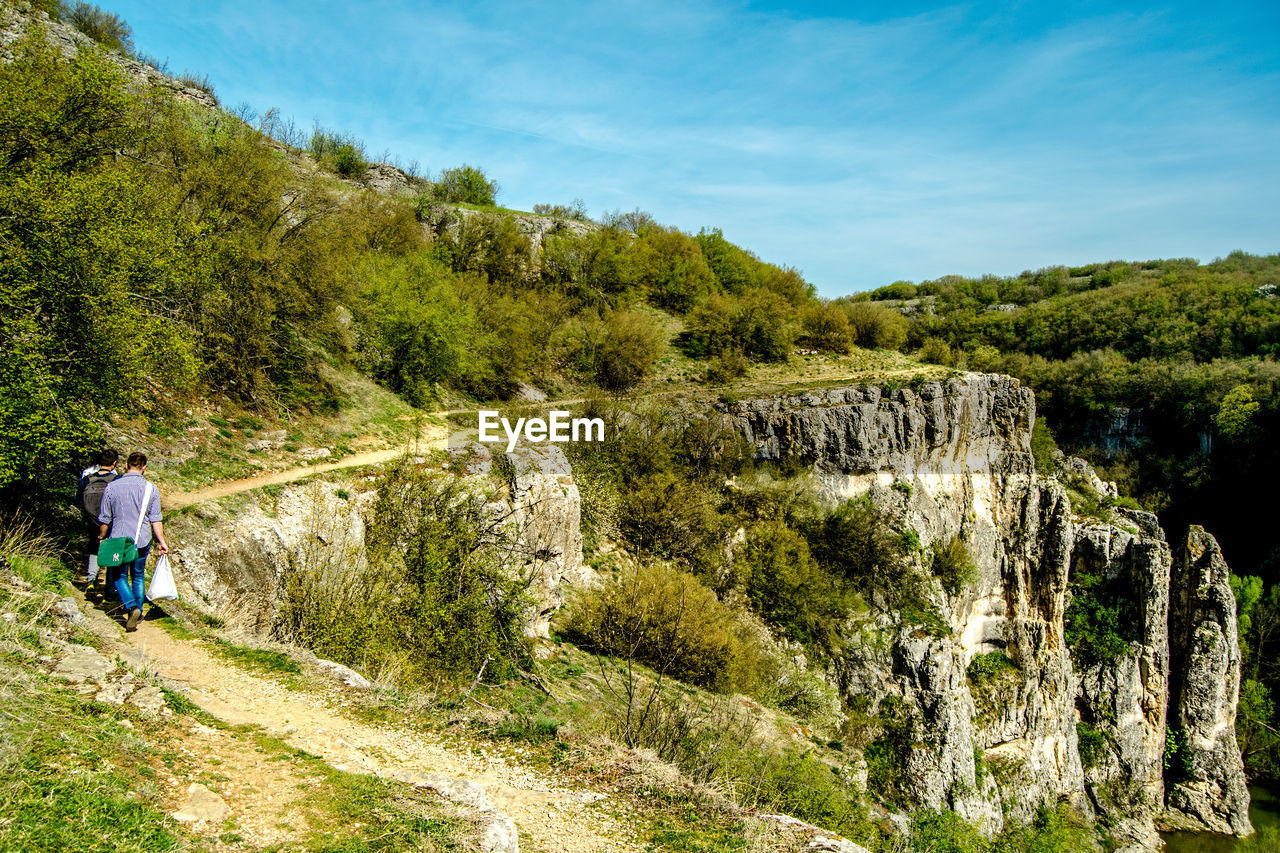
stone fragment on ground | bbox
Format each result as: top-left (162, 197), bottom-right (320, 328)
top-left (314, 658), bottom-right (372, 688)
top-left (171, 782), bottom-right (231, 823)
top-left (53, 596), bottom-right (86, 624)
top-left (95, 680), bottom-right (136, 705)
top-left (52, 643), bottom-right (113, 684)
top-left (126, 684), bottom-right (167, 715)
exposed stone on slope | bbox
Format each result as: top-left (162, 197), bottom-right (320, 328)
top-left (1071, 521), bottom-right (1170, 851)
top-left (53, 643), bottom-right (114, 684)
top-left (171, 782), bottom-right (232, 824)
top-left (1164, 527), bottom-right (1251, 836)
top-left (314, 658), bottom-right (373, 689)
top-left (0, 5), bottom-right (219, 110)
top-left (485, 444), bottom-right (593, 638)
top-left (175, 481), bottom-right (367, 633)
top-left (725, 374), bottom-right (1250, 848)
top-left (174, 444), bottom-right (589, 640)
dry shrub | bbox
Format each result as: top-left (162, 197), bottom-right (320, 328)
top-left (564, 563), bottom-right (770, 693)
top-left (276, 465), bottom-right (530, 689)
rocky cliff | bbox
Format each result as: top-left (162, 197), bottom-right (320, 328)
top-left (171, 444), bottom-right (591, 642)
top-left (724, 374), bottom-right (1250, 849)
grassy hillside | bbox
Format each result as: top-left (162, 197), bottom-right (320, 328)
top-left (0, 1), bottom-right (908, 516)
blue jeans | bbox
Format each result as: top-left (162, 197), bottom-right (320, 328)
top-left (115, 544), bottom-right (149, 612)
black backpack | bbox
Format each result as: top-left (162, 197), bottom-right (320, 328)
top-left (82, 471), bottom-right (117, 519)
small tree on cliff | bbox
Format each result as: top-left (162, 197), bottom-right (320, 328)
top-left (431, 165), bottom-right (499, 206)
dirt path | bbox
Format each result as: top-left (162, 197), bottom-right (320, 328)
top-left (121, 618), bottom-right (640, 853)
top-left (165, 367), bottom-right (931, 511)
top-left (166, 424), bottom-right (449, 510)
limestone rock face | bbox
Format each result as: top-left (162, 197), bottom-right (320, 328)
top-left (1164, 527), bottom-right (1252, 836)
top-left (1070, 519), bottom-right (1170, 852)
top-left (470, 443), bottom-right (593, 638)
top-left (175, 481), bottom-right (367, 633)
top-left (724, 374), bottom-right (1250, 848)
top-left (173, 445), bottom-right (587, 640)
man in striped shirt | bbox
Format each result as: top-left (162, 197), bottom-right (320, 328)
top-left (97, 452), bottom-right (170, 631)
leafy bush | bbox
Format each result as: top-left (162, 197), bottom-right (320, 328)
top-left (618, 472), bottom-right (725, 564)
top-left (354, 253), bottom-right (486, 405)
top-left (967, 651), bottom-right (1018, 684)
top-left (680, 291), bottom-right (794, 362)
top-left (1163, 725), bottom-right (1193, 779)
top-left (308, 126), bottom-right (368, 177)
top-left (865, 696), bottom-right (916, 807)
top-left (431, 211), bottom-right (534, 284)
top-left (1075, 721), bottom-right (1106, 770)
top-left (532, 199), bottom-right (588, 220)
top-left (1030, 416), bottom-right (1060, 475)
top-left (736, 520), bottom-right (850, 655)
top-left (968, 343), bottom-right (1003, 372)
top-left (430, 164), bottom-right (498, 205)
top-left (992, 803), bottom-right (1094, 853)
top-left (555, 309), bottom-right (662, 391)
top-left (632, 225), bottom-right (716, 312)
top-left (563, 562), bottom-right (768, 692)
top-left (909, 809), bottom-right (987, 853)
top-left (932, 535), bottom-right (977, 595)
top-left (918, 336), bottom-right (955, 366)
top-left (804, 498), bottom-right (919, 611)
top-left (277, 466), bottom-right (530, 687)
top-left (837, 299), bottom-right (908, 350)
top-left (704, 349), bottom-right (750, 384)
top-left (63, 2), bottom-right (133, 53)
top-left (1064, 569), bottom-right (1135, 668)
top-left (798, 302), bottom-right (852, 353)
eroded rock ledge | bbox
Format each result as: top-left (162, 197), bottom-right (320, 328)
top-left (724, 373), bottom-right (1250, 849)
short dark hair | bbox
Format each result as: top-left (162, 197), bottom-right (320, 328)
top-left (126, 452), bottom-right (147, 469)
top-left (97, 448), bottom-right (118, 466)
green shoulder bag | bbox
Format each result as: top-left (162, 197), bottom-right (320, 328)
top-left (97, 483), bottom-right (152, 568)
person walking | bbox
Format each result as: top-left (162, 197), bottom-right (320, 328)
top-left (97, 452), bottom-right (169, 631)
top-left (76, 448), bottom-right (118, 597)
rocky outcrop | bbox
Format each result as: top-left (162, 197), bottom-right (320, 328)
top-left (724, 374), bottom-right (1250, 848)
top-left (175, 482), bottom-right (367, 634)
top-left (1, 5), bottom-right (219, 110)
top-left (1164, 527), bottom-right (1252, 836)
top-left (1070, 517), bottom-right (1170, 852)
top-left (464, 443), bottom-right (594, 638)
top-left (172, 445), bottom-right (588, 640)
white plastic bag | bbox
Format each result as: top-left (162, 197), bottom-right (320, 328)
top-left (147, 554), bottom-right (178, 601)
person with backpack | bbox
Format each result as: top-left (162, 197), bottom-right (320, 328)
top-left (76, 448), bottom-right (119, 596)
top-left (97, 452), bottom-right (169, 631)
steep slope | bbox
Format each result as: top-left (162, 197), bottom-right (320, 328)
top-left (724, 374), bottom-right (1250, 850)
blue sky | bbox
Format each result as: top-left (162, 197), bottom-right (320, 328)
top-left (109, 1), bottom-right (1280, 297)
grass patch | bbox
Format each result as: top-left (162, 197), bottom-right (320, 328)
top-left (248, 732), bottom-right (466, 851)
top-left (212, 640), bottom-right (302, 676)
top-left (153, 615), bottom-right (201, 642)
top-left (0, 666), bottom-right (182, 852)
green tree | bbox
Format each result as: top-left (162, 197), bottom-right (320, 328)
top-left (737, 520), bottom-right (848, 654)
top-left (1217, 384), bottom-right (1261, 442)
top-left (431, 164), bottom-right (499, 205)
top-left (63, 2), bottom-right (134, 54)
top-left (0, 30), bottom-right (194, 488)
top-left (355, 254), bottom-right (484, 405)
top-left (799, 302), bottom-right (853, 353)
top-left (632, 225), bottom-right (716, 313)
top-left (838, 299), bottom-right (908, 350)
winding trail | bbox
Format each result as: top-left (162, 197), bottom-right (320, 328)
top-left (165, 367), bottom-right (929, 510)
top-left (119, 616), bottom-right (640, 852)
top-left (166, 424), bottom-right (448, 510)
